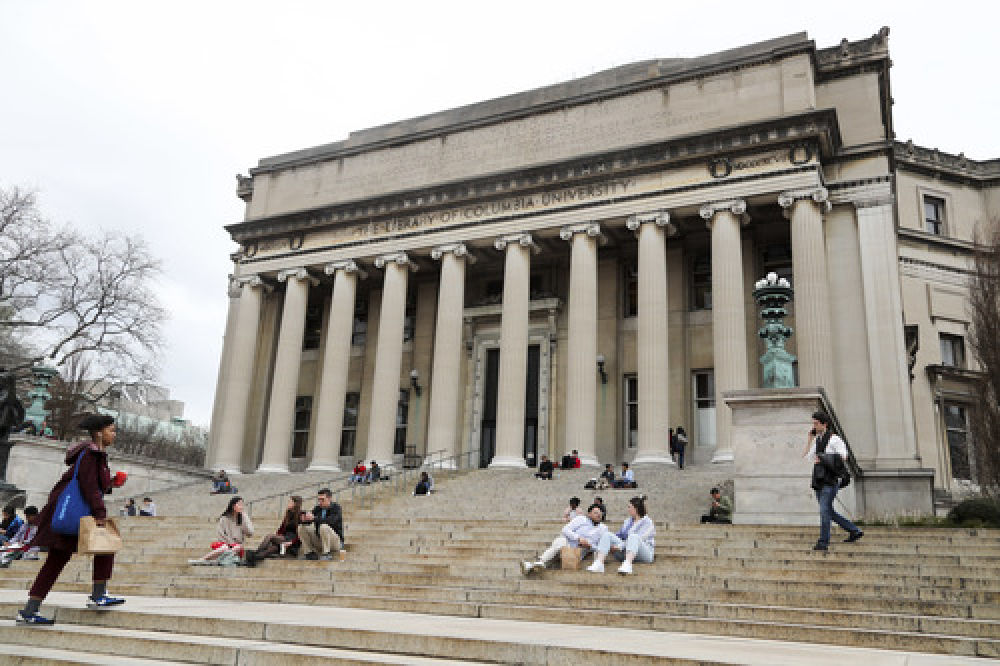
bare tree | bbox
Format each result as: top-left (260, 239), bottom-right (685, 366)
top-left (968, 218), bottom-right (1000, 495)
top-left (0, 186), bottom-right (166, 389)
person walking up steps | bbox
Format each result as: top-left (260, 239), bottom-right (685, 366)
top-left (17, 414), bottom-right (127, 625)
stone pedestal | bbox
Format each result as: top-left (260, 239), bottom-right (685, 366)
top-left (726, 388), bottom-right (856, 525)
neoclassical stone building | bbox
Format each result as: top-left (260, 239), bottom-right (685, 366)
top-left (207, 28), bottom-right (996, 510)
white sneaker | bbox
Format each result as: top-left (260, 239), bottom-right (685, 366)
top-left (617, 561), bottom-right (633, 575)
top-left (520, 561), bottom-right (534, 575)
top-left (586, 561), bottom-right (604, 573)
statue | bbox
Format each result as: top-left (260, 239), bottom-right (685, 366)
top-left (753, 272), bottom-right (797, 389)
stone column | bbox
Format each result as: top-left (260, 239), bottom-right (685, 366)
top-left (206, 277), bottom-right (242, 470)
top-left (258, 267), bottom-right (317, 472)
top-left (426, 244), bottom-right (469, 468)
top-left (700, 200), bottom-right (750, 463)
top-left (213, 275), bottom-right (269, 473)
top-left (309, 260), bottom-right (365, 471)
top-left (491, 233), bottom-right (536, 468)
top-left (856, 201), bottom-right (918, 465)
top-left (365, 252), bottom-right (414, 467)
top-left (780, 188), bottom-right (836, 395)
top-left (559, 224), bottom-right (601, 467)
top-left (625, 212), bottom-right (676, 465)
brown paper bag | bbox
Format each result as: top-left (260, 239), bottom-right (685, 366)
top-left (560, 546), bottom-right (581, 570)
top-left (77, 516), bottom-right (123, 555)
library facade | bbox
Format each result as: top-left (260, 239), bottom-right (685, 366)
top-left (207, 28), bottom-right (997, 516)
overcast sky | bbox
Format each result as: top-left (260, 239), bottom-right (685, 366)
top-left (1, 1), bottom-right (996, 427)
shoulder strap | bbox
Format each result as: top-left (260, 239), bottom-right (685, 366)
top-left (70, 449), bottom-right (88, 480)
top-left (816, 431), bottom-right (832, 454)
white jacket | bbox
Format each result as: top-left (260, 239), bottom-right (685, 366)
top-left (560, 515), bottom-right (608, 547)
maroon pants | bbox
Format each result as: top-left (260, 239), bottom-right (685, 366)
top-left (28, 547), bottom-right (114, 600)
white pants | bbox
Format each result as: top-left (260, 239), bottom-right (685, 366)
top-left (596, 532), bottom-right (654, 563)
top-left (538, 536), bottom-right (592, 564)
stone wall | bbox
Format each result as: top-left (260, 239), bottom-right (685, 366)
top-left (5, 435), bottom-right (211, 508)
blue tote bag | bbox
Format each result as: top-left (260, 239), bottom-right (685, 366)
top-left (51, 451), bottom-right (92, 535)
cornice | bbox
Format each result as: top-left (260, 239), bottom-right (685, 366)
top-left (893, 140), bottom-right (1000, 186)
top-left (228, 109), bottom-right (841, 246)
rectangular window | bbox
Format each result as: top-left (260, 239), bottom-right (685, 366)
top-left (302, 304), bottom-right (323, 350)
top-left (338, 392), bottom-right (360, 457)
top-left (623, 262), bottom-right (638, 318)
top-left (939, 333), bottom-right (965, 368)
top-left (924, 195), bottom-right (945, 235)
top-left (944, 403), bottom-right (971, 480)
top-left (694, 371), bottom-right (715, 408)
top-left (291, 396), bottom-right (312, 458)
top-left (394, 389), bottom-right (410, 455)
top-left (691, 254), bottom-right (712, 310)
top-left (761, 243), bottom-right (794, 284)
top-left (624, 374), bottom-right (638, 448)
top-left (351, 293), bottom-right (368, 347)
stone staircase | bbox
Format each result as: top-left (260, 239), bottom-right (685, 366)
top-left (0, 466), bottom-right (998, 663)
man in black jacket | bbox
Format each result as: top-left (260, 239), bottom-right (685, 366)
top-left (297, 488), bottom-right (344, 561)
top-left (803, 412), bottom-right (862, 551)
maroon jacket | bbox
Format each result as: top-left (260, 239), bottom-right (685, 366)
top-left (31, 441), bottom-right (112, 551)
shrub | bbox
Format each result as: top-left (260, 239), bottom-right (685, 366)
top-left (947, 497), bottom-right (1000, 528)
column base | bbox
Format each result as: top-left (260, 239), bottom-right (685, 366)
top-left (219, 467), bottom-right (242, 475)
top-left (433, 460), bottom-right (458, 470)
top-left (631, 453), bottom-right (676, 466)
top-left (306, 464), bottom-right (340, 472)
top-left (488, 456), bottom-right (527, 468)
top-left (255, 464), bottom-right (291, 473)
top-left (711, 449), bottom-right (734, 464)
top-left (576, 454), bottom-right (601, 467)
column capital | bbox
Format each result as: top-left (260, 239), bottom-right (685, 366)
top-left (778, 187), bottom-right (831, 215)
top-left (700, 199), bottom-right (749, 228)
top-left (233, 274), bottom-right (274, 293)
top-left (494, 233), bottom-right (539, 253)
top-left (430, 242), bottom-right (475, 262)
top-left (276, 267), bottom-right (320, 286)
top-left (559, 223), bottom-right (602, 242)
top-left (374, 252), bottom-right (418, 271)
top-left (324, 259), bottom-right (367, 279)
top-left (625, 211), bottom-right (676, 236)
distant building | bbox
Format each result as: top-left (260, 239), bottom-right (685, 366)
top-left (208, 28), bottom-right (995, 513)
top-left (93, 382), bottom-right (206, 447)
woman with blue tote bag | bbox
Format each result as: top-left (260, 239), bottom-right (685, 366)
top-left (17, 414), bottom-right (126, 625)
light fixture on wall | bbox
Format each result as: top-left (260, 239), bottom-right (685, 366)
top-left (596, 354), bottom-right (608, 385)
top-left (410, 369), bottom-right (422, 396)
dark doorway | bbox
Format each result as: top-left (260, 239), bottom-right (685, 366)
top-left (479, 345), bottom-right (540, 468)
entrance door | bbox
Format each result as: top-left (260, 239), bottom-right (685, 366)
top-left (693, 370), bottom-right (716, 449)
top-left (479, 345), bottom-right (540, 468)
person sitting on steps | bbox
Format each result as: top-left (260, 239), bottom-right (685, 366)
top-left (367, 460), bottom-right (382, 483)
top-left (139, 497), bottom-right (156, 516)
top-left (414, 471), bottom-right (432, 496)
top-left (297, 488), bottom-right (345, 561)
top-left (614, 463), bottom-right (636, 489)
top-left (246, 495), bottom-right (302, 566)
top-left (0, 506), bottom-right (40, 567)
top-left (1, 505), bottom-right (23, 545)
top-left (535, 455), bottom-right (554, 480)
top-left (700, 488), bottom-right (732, 524)
top-left (588, 495), bottom-right (655, 575)
top-left (562, 496), bottom-right (581, 522)
top-left (521, 502), bottom-right (608, 574)
top-left (349, 461), bottom-right (366, 484)
top-left (189, 496), bottom-right (254, 564)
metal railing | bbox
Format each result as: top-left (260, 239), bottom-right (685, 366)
top-left (348, 448), bottom-right (480, 517)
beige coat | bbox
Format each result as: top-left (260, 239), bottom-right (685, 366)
top-left (216, 514), bottom-right (254, 544)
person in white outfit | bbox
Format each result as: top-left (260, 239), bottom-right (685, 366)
top-left (587, 495), bottom-right (655, 575)
top-left (521, 503), bottom-right (607, 574)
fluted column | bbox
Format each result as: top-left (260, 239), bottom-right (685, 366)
top-left (780, 188), bottom-right (836, 395)
top-left (211, 275), bottom-right (268, 473)
top-left (206, 278), bottom-right (242, 470)
top-left (626, 211), bottom-right (676, 465)
top-left (426, 244), bottom-right (469, 468)
top-left (258, 268), bottom-right (317, 472)
top-left (491, 233), bottom-right (536, 468)
top-left (309, 260), bottom-right (366, 471)
top-left (560, 224), bottom-right (601, 467)
top-left (366, 252), bottom-right (414, 467)
top-left (701, 200), bottom-right (750, 463)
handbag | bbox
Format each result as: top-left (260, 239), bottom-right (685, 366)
top-left (51, 451), bottom-right (92, 535)
top-left (77, 516), bottom-right (122, 555)
top-left (560, 546), bottom-right (581, 570)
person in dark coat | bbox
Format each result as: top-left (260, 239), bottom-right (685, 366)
top-left (17, 414), bottom-right (127, 625)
